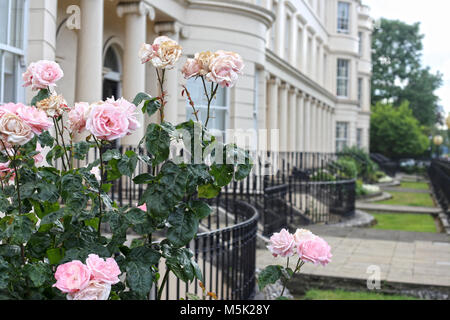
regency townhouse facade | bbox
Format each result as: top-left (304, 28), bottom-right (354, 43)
top-left (0, 0), bottom-right (372, 152)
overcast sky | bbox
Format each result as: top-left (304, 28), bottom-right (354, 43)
top-left (364, 0), bottom-right (450, 119)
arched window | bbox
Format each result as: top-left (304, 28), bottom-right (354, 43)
top-left (102, 46), bottom-right (122, 100)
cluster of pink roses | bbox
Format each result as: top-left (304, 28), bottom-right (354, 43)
top-left (0, 102), bottom-right (52, 148)
top-left (67, 97), bottom-right (140, 141)
top-left (22, 60), bottom-right (64, 91)
top-left (139, 36), bottom-right (182, 69)
top-left (182, 50), bottom-right (245, 88)
top-left (267, 228), bottom-right (332, 266)
top-left (53, 254), bottom-right (121, 300)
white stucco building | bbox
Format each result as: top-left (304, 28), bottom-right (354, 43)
top-left (0, 0), bottom-right (373, 152)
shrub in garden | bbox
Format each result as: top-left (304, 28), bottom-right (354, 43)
top-left (0, 38), bottom-right (251, 300)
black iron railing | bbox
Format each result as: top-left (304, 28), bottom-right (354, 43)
top-left (70, 147), bottom-right (355, 299)
top-left (428, 159), bottom-right (450, 215)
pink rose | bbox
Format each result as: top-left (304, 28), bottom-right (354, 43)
top-left (206, 51), bottom-right (244, 88)
top-left (23, 60), bottom-right (64, 90)
top-left (66, 280), bottom-right (111, 300)
top-left (0, 161), bottom-right (14, 180)
top-left (181, 58), bottom-right (201, 79)
top-left (0, 102), bottom-right (21, 116)
top-left (0, 113), bottom-right (34, 146)
top-left (296, 235), bottom-right (332, 266)
top-left (293, 228), bottom-right (314, 244)
top-left (34, 143), bottom-right (44, 164)
top-left (105, 97), bottom-right (140, 132)
top-left (16, 105), bottom-right (53, 135)
top-left (68, 102), bottom-right (91, 133)
top-left (85, 102), bottom-right (131, 141)
top-left (138, 43), bottom-right (157, 64)
top-left (146, 36), bottom-right (182, 69)
top-left (267, 228), bottom-right (296, 258)
top-left (53, 260), bottom-right (92, 293)
top-left (137, 203), bottom-right (147, 211)
top-left (85, 254), bottom-right (121, 284)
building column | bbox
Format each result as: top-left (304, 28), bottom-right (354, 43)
top-left (296, 92), bottom-right (304, 151)
top-left (27, 0), bottom-right (58, 102)
top-left (76, 0), bottom-right (103, 103)
top-left (154, 21), bottom-right (181, 124)
top-left (287, 88), bottom-right (297, 151)
top-left (117, 1), bottom-right (154, 145)
top-left (275, 0), bottom-right (285, 57)
top-left (267, 77), bottom-right (280, 151)
top-left (317, 102), bottom-right (323, 152)
top-left (289, 14), bottom-right (298, 66)
top-left (331, 108), bottom-right (336, 152)
top-left (325, 105), bottom-right (331, 152)
top-left (303, 95), bottom-right (311, 152)
top-left (310, 98), bottom-right (317, 151)
top-left (278, 83), bottom-right (289, 152)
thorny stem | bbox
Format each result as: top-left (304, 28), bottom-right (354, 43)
top-left (204, 81), bottom-right (219, 128)
top-left (52, 118), bottom-right (67, 171)
top-left (93, 137), bottom-right (104, 236)
top-left (156, 69), bottom-right (166, 123)
top-left (157, 269), bottom-right (170, 300)
top-left (280, 258), bottom-right (305, 298)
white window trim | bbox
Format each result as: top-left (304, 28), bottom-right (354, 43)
top-left (0, 0), bottom-right (29, 104)
top-left (336, 121), bottom-right (349, 151)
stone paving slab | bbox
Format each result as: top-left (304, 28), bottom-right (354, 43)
top-left (381, 187), bottom-right (431, 194)
top-left (356, 202), bottom-right (441, 214)
top-left (305, 225), bottom-right (450, 243)
top-left (256, 235), bottom-right (450, 288)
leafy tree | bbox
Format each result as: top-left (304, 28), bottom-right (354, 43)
top-left (370, 101), bottom-right (429, 159)
top-left (371, 19), bottom-right (442, 127)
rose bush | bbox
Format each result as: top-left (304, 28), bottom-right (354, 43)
top-left (0, 40), bottom-right (251, 300)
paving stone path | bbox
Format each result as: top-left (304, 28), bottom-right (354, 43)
top-left (256, 232), bottom-right (450, 288)
top-left (355, 202), bottom-right (441, 215)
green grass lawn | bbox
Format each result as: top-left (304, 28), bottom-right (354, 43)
top-left (298, 289), bottom-right (419, 300)
top-left (370, 212), bottom-right (437, 233)
top-left (376, 191), bottom-right (435, 207)
top-left (399, 181), bottom-right (429, 190)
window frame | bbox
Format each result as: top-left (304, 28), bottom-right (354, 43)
top-left (335, 121), bottom-right (348, 152)
top-left (356, 128), bottom-right (363, 149)
top-left (0, 0), bottom-right (29, 104)
top-left (337, 1), bottom-right (350, 34)
top-left (336, 58), bottom-right (349, 98)
top-left (184, 76), bottom-right (230, 140)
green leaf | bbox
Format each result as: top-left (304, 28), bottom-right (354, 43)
top-left (132, 92), bottom-right (152, 107)
top-left (198, 184), bottom-right (221, 199)
top-left (132, 173), bottom-right (154, 184)
top-left (61, 174), bottom-right (83, 193)
top-left (189, 200), bottom-right (212, 220)
top-left (46, 247), bottom-right (65, 265)
top-left (0, 244), bottom-right (21, 257)
top-left (102, 149), bottom-right (122, 161)
top-left (143, 98), bottom-right (161, 117)
top-left (117, 151), bottom-right (138, 177)
top-left (25, 262), bottom-right (52, 287)
top-left (235, 163), bottom-right (253, 181)
top-left (145, 123), bottom-right (170, 165)
top-left (124, 208), bottom-right (148, 225)
top-left (7, 215), bottom-right (35, 244)
top-left (37, 131), bottom-right (55, 148)
top-left (33, 183), bottom-right (59, 202)
top-left (258, 265), bottom-right (283, 291)
top-left (210, 164), bottom-right (234, 187)
top-left (164, 247), bottom-right (196, 283)
top-left (0, 256), bottom-right (10, 289)
top-left (40, 209), bottom-right (67, 225)
top-left (27, 233), bottom-right (51, 259)
top-left (167, 207), bottom-right (199, 248)
top-left (125, 261), bottom-right (153, 296)
top-left (73, 141), bottom-right (91, 160)
top-left (128, 246), bottom-right (161, 266)
top-left (30, 88), bottom-right (50, 107)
